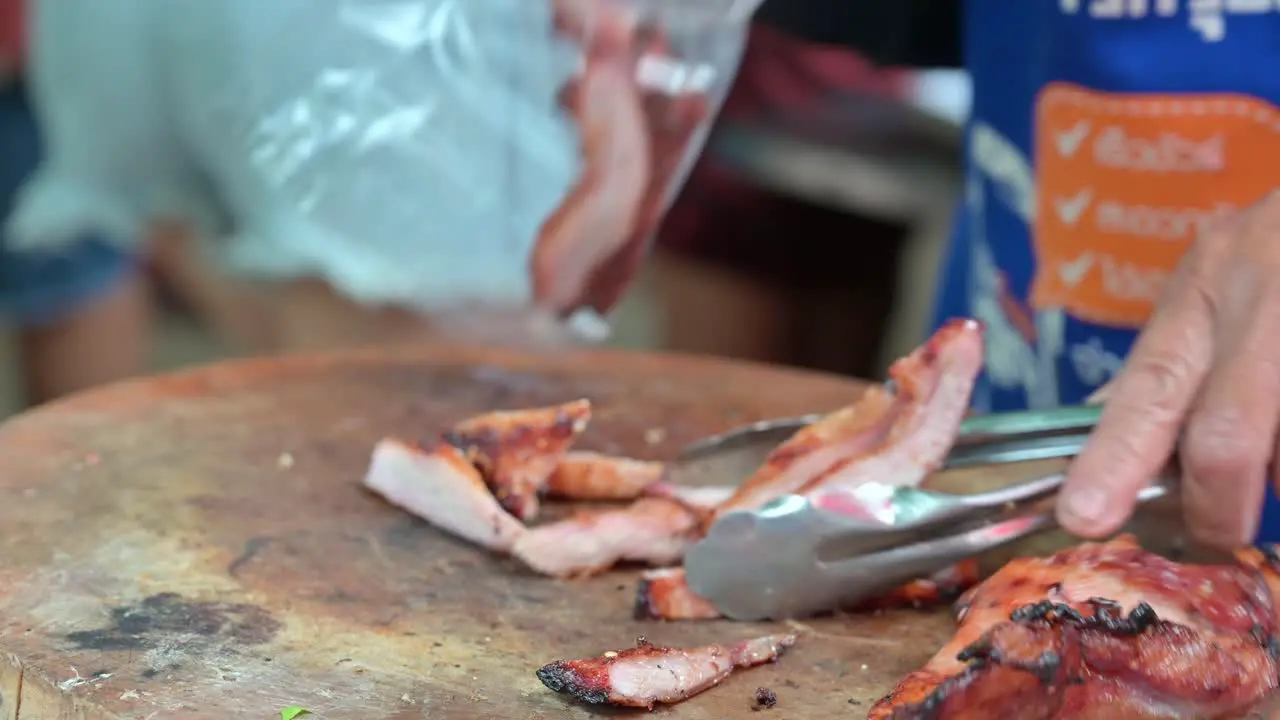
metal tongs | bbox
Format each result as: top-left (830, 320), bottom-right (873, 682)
top-left (681, 405), bottom-right (1178, 621)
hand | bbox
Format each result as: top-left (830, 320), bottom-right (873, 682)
top-left (1058, 190), bottom-right (1280, 549)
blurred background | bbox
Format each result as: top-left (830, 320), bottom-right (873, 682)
top-left (0, 0), bottom-right (968, 418)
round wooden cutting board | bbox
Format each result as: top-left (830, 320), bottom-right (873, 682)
top-left (0, 346), bottom-right (969, 719)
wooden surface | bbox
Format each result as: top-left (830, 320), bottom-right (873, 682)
top-left (0, 346), bottom-right (1181, 719)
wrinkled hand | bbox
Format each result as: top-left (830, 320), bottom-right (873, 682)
top-left (1059, 190), bottom-right (1280, 549)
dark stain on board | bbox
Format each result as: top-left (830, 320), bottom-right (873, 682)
top-left (65, 593), bottom-right (281, 652)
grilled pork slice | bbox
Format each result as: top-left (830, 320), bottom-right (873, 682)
top-left (545, 451), bottom-right (667, 501)
top-left (443, 399), bottom-right (591, 521)
top-left (363, 439), bottom-right (525, 553)
top-left (710, 318), bottom-right (985, 524)
top-left (537, 633), bottom-right (797, 709)
top-left (632, 563), bottom-right (982, 621)
top-left (640, 483), bottom-right (735, 519)
top-left (851, 560), bottom-right (983, 612)
top-left (512, 498), bottom-right (700, 578)
top-left (870, 536), bottom-right (1280, 719)
top-left (633, 567), bottom-right (722, 621)
top-left (709, 385), bottom-right (899, 521)
top-left (799, 318), bottom-right (984, 495)
top-left (626, 321), bottom-right (985, 620)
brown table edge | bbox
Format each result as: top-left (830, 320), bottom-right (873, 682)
top-left (0, 344), bottom-right (867, 436)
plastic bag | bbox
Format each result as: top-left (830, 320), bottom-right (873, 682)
top-left (9, 0), bottom-right (761, 342)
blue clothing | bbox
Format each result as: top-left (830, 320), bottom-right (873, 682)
top-left (934, 1), bottom-right (1280, 541)
top-left (0, 83), bottom-right (135, 328)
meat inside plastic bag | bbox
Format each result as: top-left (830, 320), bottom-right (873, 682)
top-left (9, 0), bottom-right (761, 345)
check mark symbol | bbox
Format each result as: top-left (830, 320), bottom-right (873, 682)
top-left (1055, 189), bottom-right (1093, 226)
top-left (1058, 253), bottom-right (1094, 287)
top-left (1054, 120), bottom-right (1091, 158)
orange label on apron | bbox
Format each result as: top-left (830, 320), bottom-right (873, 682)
top-left (1031, 82), bottom-right (1280, 327)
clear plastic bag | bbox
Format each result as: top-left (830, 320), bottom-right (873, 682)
top-left (9, 0), bottom-right (762, 343)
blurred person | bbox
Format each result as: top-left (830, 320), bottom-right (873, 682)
top-left (840, 2), bottom-right (1280, 547)
top-left (145, 219), bottom-right (275, 356)
top-left (7, 0), bottom-right (755, 355)
top-left (0, 0), bottom-right (147, 407)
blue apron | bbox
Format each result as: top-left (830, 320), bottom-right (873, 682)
top-left (934, 0), bottom-right (1280, 542)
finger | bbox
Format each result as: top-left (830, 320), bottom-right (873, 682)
top-left (1181, 291), bottom-right (1280, 547)
top-left (1058, 281), bottom-right (1214, 538)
